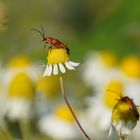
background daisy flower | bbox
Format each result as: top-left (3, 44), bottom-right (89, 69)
top-left (82, 51), bottom-right (121, 91)
top-left (7, 72), bottom-right (35, 120)
top-left (3, 55), bottom-right (35, 120)
top-left (38, 104), bottom-right (80, 140)
top-left (36, 75), bottom-right (60, 99)
top-left (35, 75), bottom-right (60, 117)
top-left (84, 80), bottom-right (124, 139)
top-left (119, 55), bottom-right (140, 103)
top-left (119, 55), bottom-right (140, 140)
top-left (4, 55), bottom-right (38, 82)
top-left (121, 55), bottom-right (140, 79)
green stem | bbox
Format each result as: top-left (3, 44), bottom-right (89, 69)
top-left (59, 76), bottom-right (92, 140)
top-left (0, 121), bottom-right (13, 140)
top-left (19, 119), bottom-right (31, 140)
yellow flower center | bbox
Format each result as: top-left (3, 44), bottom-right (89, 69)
top-left (55, 105), bottom-right (74, 123)
top-left (112, 101), bottom-right (137, 122)
top-left (101, 51), bottom-right (117, 68)
top-left (9, 55), bottom-right (31, 68)
top-left (36, 76), bottom-right (59, 98)
top-left (121, 55), bottom-right (140, 78)
top-left (47, 48), bottom-right (69, 64)
top-left (9, 72), bottom-right (34, 99)
top-left (103, 80), bottom-right (123, 108)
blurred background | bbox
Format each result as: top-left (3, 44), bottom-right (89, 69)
top-left (0, 0), bottom-right (140, 140)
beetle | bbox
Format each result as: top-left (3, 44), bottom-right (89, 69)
top-left (32, 26), bottom-right (70, 55)
top-left (106, 89), bottom-right (139, 120)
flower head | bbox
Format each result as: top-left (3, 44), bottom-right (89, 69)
top-left (111, 96), bottom-right (139, 138)
top-left (85, 79), bottom-right (124, 138)
top-left (38, 104), bottom-right (79, 139)
top-left (8, 72), bottom-right (34, 99)
top-left (121, 55), bottom-right (140, 79)
top-left (4, 55), bottom-right (37, 84)
top-left (6, 72), bottom-right (35, 120)
top-left (100, 51), bottom-right (118, 68)
top-left (104, 80), bottom-right (123, 108)
top-left (43, 48), bottom-right (80, 76)
top-left (9, 55), bottom-right (31, 69)
top-left (54, 105), bottom-right (75, 123)
top-left (4, 55), bottom-right (35, 120)
top-left (36, 76), bottom-right (60, 99)
top-left (82, 51), bottom-right (120, 90)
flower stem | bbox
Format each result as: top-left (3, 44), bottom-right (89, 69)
top-left (0, 121), bottom-right (13, 140)
top-left (19, 119), bottom-right (31, 140)
top-left (59, 76), bottom-right (92, 140)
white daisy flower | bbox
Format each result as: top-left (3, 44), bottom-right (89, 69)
top-left (43, 48), bottom-right (80, 77)
top-left (82, 51), bottom-right (122, 91)
top-left (86, 95), bottom-right (112, 131)
top-left (6, 99), bottom-right (32, 120)
top-left (38, 105), bottom-right (80, 140)
top-left (5, 72), bottom-right (34, 121)
top-left (85, 80), bottom-right (124, 139)
top-left (3, 55), bottom-right (35, 121)
top-left (120, 55), bottom-right (140, 80)
top-left (119, 55), bottom-right (140, 104)
top-left (111, 96), bottom-right (139, 139)
top-left (3, 55), bottom-right (39, 85)
top-left (39, 116), bottom-right (79, 140)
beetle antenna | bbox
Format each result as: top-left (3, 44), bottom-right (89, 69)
top-left (40, 25), bottom-right (45, 37)
top-left (32, 28), bottom-right (45, 39)
top-left (105, 89), bottom-right (122, 98)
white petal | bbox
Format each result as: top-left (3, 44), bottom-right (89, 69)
top-left (53, 64), bottom-right (58, 75)
top-left (43, 65), bottom-right (49, 76)
top-left (59, 63), bottom-right (66, 73)
top-left (108, 124), bottom-right (119, 139)
top-left (43, 64), bottom-right (52, 76)
top-left (42, 65), bottom-right (47, 67)
top-left (127, 121), bottom-right (136, 130)
top-left (65, 62), bottom-right (75, 70)
top-left (7, 99), bottom-right (30, 120)
top-left (68, 61), bottom-right (80, 67)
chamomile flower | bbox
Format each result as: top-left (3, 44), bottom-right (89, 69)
top-left (3, 55), bottom-right (35, 120)
top-left (4, 55), bottom-right (37, 87)
top-left (38, 104), bottom-right (80, 140)
top-left (6, 72), bottom-right (34, 120)
top-left (82, 51), bottom-right (121, 91)
top-left (120, 55), bottom-right (140, 107)
top-left (35, 76), bottom-right (60, 117)
top-left (36, 75), bottom-right (60, 99)
top-left (43, 48), bottom-right (80, 77)
top-left (86, 80), bottom-right (124, 137)
top-left (111, 96), bottom-right (139, 139)
top-left (121, 55), bottom-right (140, 79)
top-left (120, 56), bottom-right (140, 140)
